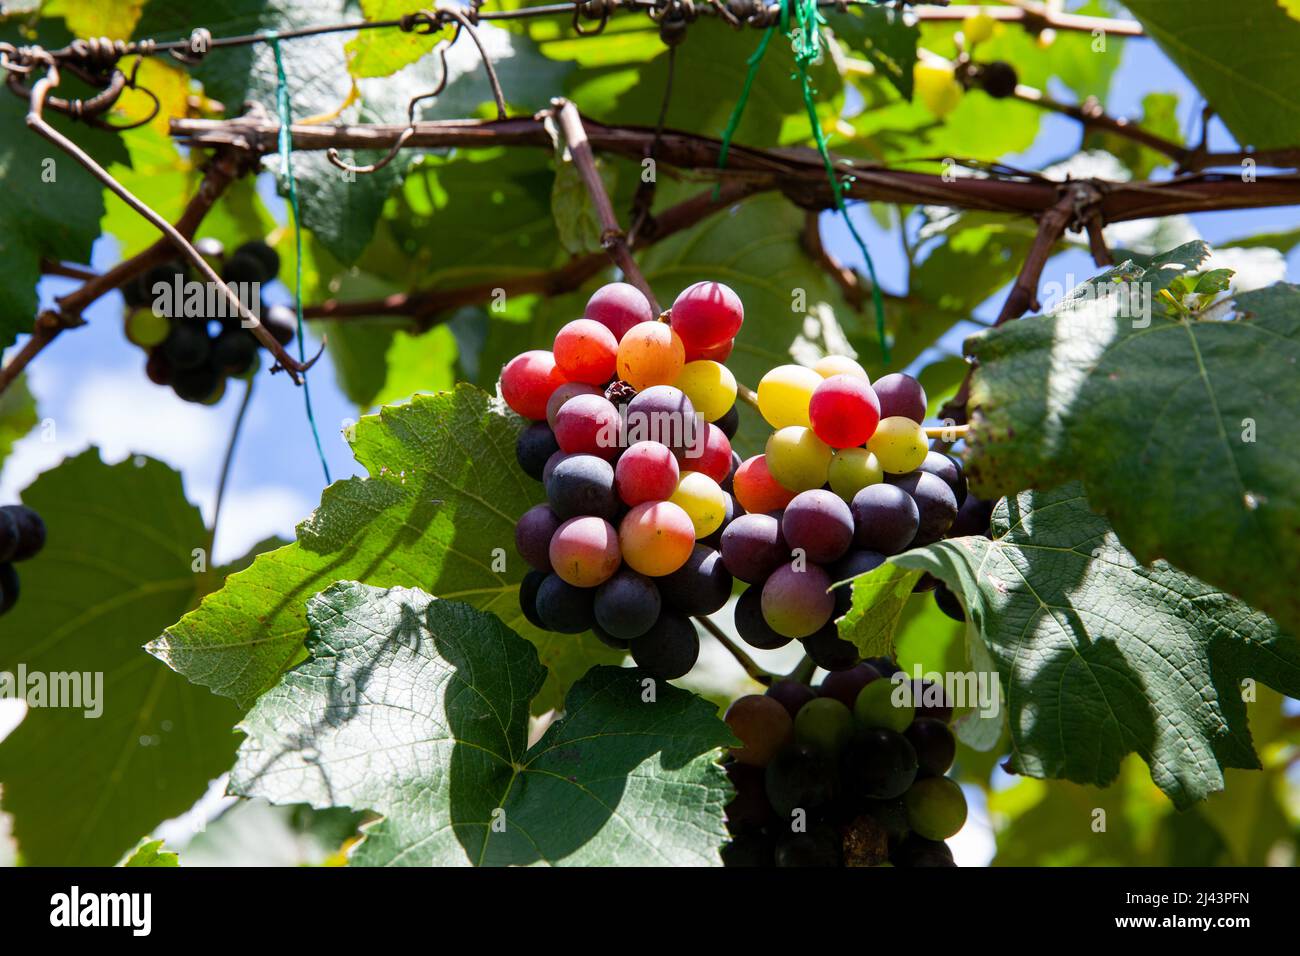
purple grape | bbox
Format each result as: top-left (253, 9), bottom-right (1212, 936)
top-left (915, 451), bottom-right (967, 506)
top-left (717, 404), bottom-right (740, 440)
top-left (888, 471), bottom-right (957, 546)
top-left (720, 513), bottom-right (788, 583)
top-left (660, 544), bottom-right (732, 615)
top-left (631, 611), bottom-right (699, 680)
top-left (766, 679), bottom-right (817, 718)
top-left (781, 489), bottom-right (854, 564)
top-left (818, 662), bottom-right (882, 709)
top-left (734, 585), bottom-right (792, 650)
top-left (802, 621), bottom-right (860, 671)
top-left (546, 453), bottom-right (618, 521)
top-left (828, 549), bottom-right (886, 617)
top-left (519, 569), bottom-right (546, 629)
top-left (871, 373), bottom-right (927, 424)
top-left (516, 422), bottom-right (560, 481)
top-left (535, 573), bottom-right (594, 633)
top-left (949, 494), bottom-right (995, 538)
top-left (515, 504), bottom-right (561, 572)
top-left (594, 569), bottom-right (661, 639)
top-left (626, 385), bottom-right (697, 456)
top-left (850, 484), bottom-right (920, 555)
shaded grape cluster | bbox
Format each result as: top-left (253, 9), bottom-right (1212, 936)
top-left (121, 240), bottom-right (293, 403)
top-left (722, 658), bottom-right (966, 867)
top-left (507, 280), bottom-right (744, 680)
top-left (0, 505), bottom-right (46, 617)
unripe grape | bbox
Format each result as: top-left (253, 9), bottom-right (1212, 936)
top-left (734, 585), bottom-right (793, 650)
top-left (812, 354), bottom-right (869, 380)
top-left (905, 776), bottom-right (967, 840)
top-left (872, 372), bottom-right (927, 423)
top-left (794, 696), bottom-right (854, 757)
top-left (756, 364), bottom-right (821, 429)
top-left (670, 280), bottom-right (744, 350)
top-left (854, 678), bottom-right (915, 733)
top-left (553, 393), bottom-right (622, 460)
top-left (731, 455), bottom-right (796, 514)
top-left (618, 500), bottom-right (696, 576)
top-left (670, 471), bottom-right (727, 538)
top-left (585, 281), bottom-right (654, 341)
top-left (867, 416), bottom-right (929, 474)
top-left (765, 426), bottom-right (833, 492)
top-left (818, 662), bottom-right (883, 709)
top-left (962, 11), bottom-right (996, 45)
top-left (501, 349), bottom-right (568, 421)
top-left (914, 62), bottom-right (963, 117)
top-left (828, 447), bottom-right (884, 501)
top-left (553, 318), bottom-right (618, 385)
top-left (762, 562), bottom-right (834, 638)
top-left (617, 322), bottom-right (685, 390)
top-left (809, 374), bottom-right (881, 448)
top-left (125, 309), bottom-right (172, 348)
top-left (674, 359), bottom-right (737, 422)
top-left (614, 440), bottom-right (679, 506)
top-left (549, 515), bottom-right (621, 587)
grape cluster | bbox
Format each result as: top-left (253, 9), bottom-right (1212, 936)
top-left (0, 505), bottom-right (46, 617)
top-left (507, 280), bottom-right (745, 679)
top-left (121, 240), bottom-right (294, 404)
top-left (722, 658), bottom-right (966, 867)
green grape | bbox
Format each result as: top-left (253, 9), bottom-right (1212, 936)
top-left (793, 696), bottom-right (854, 757)
top-left (914, 62), bottom-right (963, 117)
top-left (867, 416), bottom-right (929, 474)
top-left (125, 309), bottom-right (172, 348)
top-left (765, 426), bottom-right (832, 492)
top-left (669, 471), bottom-right (727, 538)
top-left (827, 447), bottom-right (884, 501)
top-left (853, 678), bottom-right (914, 733)
top-left (756, 364), bottom-right (821, 429)
top-left (674, 359), bottom-right (737, 422)
top-left (904, 776), bottom-right (968, 840)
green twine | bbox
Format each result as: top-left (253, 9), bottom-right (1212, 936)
top-left (266, 33), bottom-right (332, 484)
top-left (714, 0), bottom-right (890, 363)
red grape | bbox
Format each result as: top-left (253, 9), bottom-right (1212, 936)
top-left (670, 281), bottom-right (744, 350)
top-left (501, 349), bottom-right (567, 421)
top-left (686, 338), bottom-right (734, 363)
top-left (615, 440), bottom-right (680, 506)
top-left (762, 562), bottom-right (834, 638)
top-left (809, 374), bottom-right (881, 448)
top-left (732, 455), bottom-right (796, 515)
top-left (553, 318), bottom-right (618, 385)
top-left (584, 281), bottom-right (654, 341)
top-left (679, 422), bottom-right (732, 483)
top-left (552, 393), bottom-right (622, 460)
top-left (546, 381), bottom-right (601, 429)
top-left (725, 694), bottom-right (793, 767)
top-left (515, 503), bottom-right (561, 572)
top-left (548, 515), bottom-right (621, 587)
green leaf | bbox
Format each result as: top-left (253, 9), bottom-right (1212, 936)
top-left (1125, 0), bottom-right (1300, 149)
top-left (149, 384), bottom-right (621, 712)
top-left (0, 451), bottom-right (242, 865)
top-left (552, 151), bottom-right (615, 256)
top-left (119, 838), bottom-right (179, 867)
top-left (834, 5), bottom-right (919, 100)
top-left (0, 375), bottom-right (38, 468)
top-left (963, 243), bottom-right (1300, 634)
top-left (231, 582), bottom-right (734, 866)
top-left (839, 483), bottom-right (1300, 808)
top-left (345, 0), bottom-right (449, 78)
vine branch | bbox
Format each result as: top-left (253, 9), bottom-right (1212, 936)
top-left (695, 614), bottom-right (771, 686)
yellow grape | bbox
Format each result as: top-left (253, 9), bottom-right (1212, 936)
top-left (765, 426), bottom-right (832, 492)
top-left (670, 471), bottom-right (727, 538)
top-left (812, 355), bottom-right (869, 382)
top-left (914, 63), bottom-right (963, 117)
top-left (867, 416), bottom-right (929, 474)
top-left (674, 359), bottom-right (737, 422)
top-left (962, 12), bottom-right (996, 45)
top-left (756, 364), bottom-right (821, 429)
top-left (827, 448), bottom-right (884, 501)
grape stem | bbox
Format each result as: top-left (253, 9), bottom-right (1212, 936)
top-left (736, 383), bottom-right (761, 411)
top-left (694, 614), bottom-right (772, 686)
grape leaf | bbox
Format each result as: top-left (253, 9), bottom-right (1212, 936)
top-left (0, 375), bottom-right (38, 468)
top-left (0, 451), bottom-right (243, 865)
top-left (1125, 0), bottom-right (1300, 149)
top-left (833, 4), bottom-right (919, 100)
top-left (962, 242), bottom-right (1300, 635)
top-left (838, 483), bottom-right (1300, 808)
top-left (149, 384), bottom-right (621, 712)
top-left (119, 838), bottom-right (179, 867)
top-left (231, 582), bottom-right (734, 866)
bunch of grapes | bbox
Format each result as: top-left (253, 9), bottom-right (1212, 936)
top-left (0, 505), bottom-right (46, 617)
top-left (505, 280), bottom-right (746, 679)
top-left (722, 658), bottom-right (966, 867)
top-left (121, 240), bottom-right (295, 404)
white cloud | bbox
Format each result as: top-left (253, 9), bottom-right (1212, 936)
top-left (211, 485), bottom-right (314, 565)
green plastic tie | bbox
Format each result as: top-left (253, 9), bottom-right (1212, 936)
top-left (266, 32), bottom-right (332, 484)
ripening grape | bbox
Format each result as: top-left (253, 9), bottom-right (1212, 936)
top-left (819, 662), bottom-right (883, 709)
top-left (546, 453), bottom-right (619, 521)
top-left (781, 489), bottom-right (854, 564)
top-left (618, 500), bottom-right (696, 576)
top-left (670, 280), bottom-right (744, 351)
top-left (519, 569), bottom-right (547, 630)
top-left (734, 586), bottom-right (793, 650)
top-left (794, 697), bottom-right (854, 757)
top-left (867, 416), bottom-right (929, 475)
top-left (549, 515), bottom-right (621, 587)
top-left (585, 281), bottom-right (654, 341)
top-left (841, 728), bottom-right (918, 800)
top-left (888, 470), bottom-right (957, 545)
top-left (535, 572), bottom-right (596, 633)
top-left (626, 385), bottom-right (696, 456)
top-left (854, 678), bottom-right (915, 733)
top-left (515, 422), bottom-right (560, 481)
top-left (812, 354), bottom-right (869, 380)
top-left (719, 513), bottom-right (787, 583)
top-left (827, 447), bottom-right (883, 501)
top-left (809, 375), bottom-right (881, 448)
top-left (515, 504), bottom-right (561, 572)
top-left (725, 694), bottom-right (794, 767)
top-left (670, 471), bottom-right (727, 538)
top-left (659, 544), bottom-right (732, 615)
top-left (756, 364), bottom-right (821, 429)
top-left (767, 679), bottom-right (817, 719)
top-left (501, 349), bottom-right (568, 421)
top-left (762, 562), bottom-right (834, 639)
top-left (914, 450), bottom-right (967, 506)
top-left (905, 718), bottom-right (956, 776)
top-left (593, 569), bottom-right (661, 639)
top-left (913, 62), bottom-right (963, 117)
top-left (631, 611), bottom-right (700, 680)
top-left (125, 309), bottom-right (171, 348)
top-left (802, 621), bottom-right (860, 671)
top-left (674, 359), bottom-right (737, 422)
top-left (765, 743), bottom-right (838, 818)
top-left (553, 393), bottom-right (622, 460)
top-left (765, 426), bottom-right (833, 492)
top-left (731, 455), bottom-right (796, 515)
top-left (904, 776), bottom-right (967, 841)
top-left (617, 322), bottom-right (685, 390)
top-left (546, 381), bottom-right (601, 429)
top-left (681, 422), bottom-right (732, 485)
top-left (851, 483), bottom-right (920, 554)
top-left (614, 440), bottom-right (680, 506)
top-left (871, 372), bottom-right (927, 424)
top-left (553, 318), bottom-right (618, 385)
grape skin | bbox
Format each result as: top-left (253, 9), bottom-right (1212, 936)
top-left (850, 483), bottom-right (920, 555)
top-left (669, 471), bottom-right (727, 538)
top-left (585, 281), bottom-right (654, 341)
top-left (594, 569), bottom-right (662, 639)
top-left (535, 573), bottom-right (596, 633)
top-left (756, 364), bottom-right (821, 429)
top-left (548, 515), bottom-right (621, 587)
top-left (679, 422), bottom-right (732, 484)
top-left (515, 504), bottom-right (561, 572)
top-left (720, 513), bottom-right (787, 583)
top-left (614, 440), bottom-right (680, 506)
top-left (734, 585), bottom-right (793, 650)
top-left (545, 382), bottom-right (601, 429)
top-left (867, 416), bottom-right (929, 475)
top-left (617, 322), bottom-right (685, 391)
top-left (515, 422), bottom-right (560, 481)
top-left (765, 426), bottom-right (833, 492)
top-left (674, 359), bottom-right (737, 422)
top-left (870, 372), bottom-right (927, 424)
top-left (618, 501), bottom-right (696, 576)
top-left (659, 544), bottom-right (732, 615)
top-left (827, 447), bottom-right (883, 502)
top-left (888, 470), bottom-right (957, 546)
top-left (808, 374), bottom-right (881, 449)
top-left (670, 280), bottom-right (744, 350)
top-left (781, 489), bottom-right (854, 564)
top-left (552, 393), bottom-right (622, 460)
top-left (501, 349), bottom-right (567, 421)
top-left (761, 562), bottom-right (834, 638)
top-left (553, 318), bottom-right (618, 385)
top-left (546, 454), bottom-right (619, 521)
top-left (626, 385), bottom-right (697, 456)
